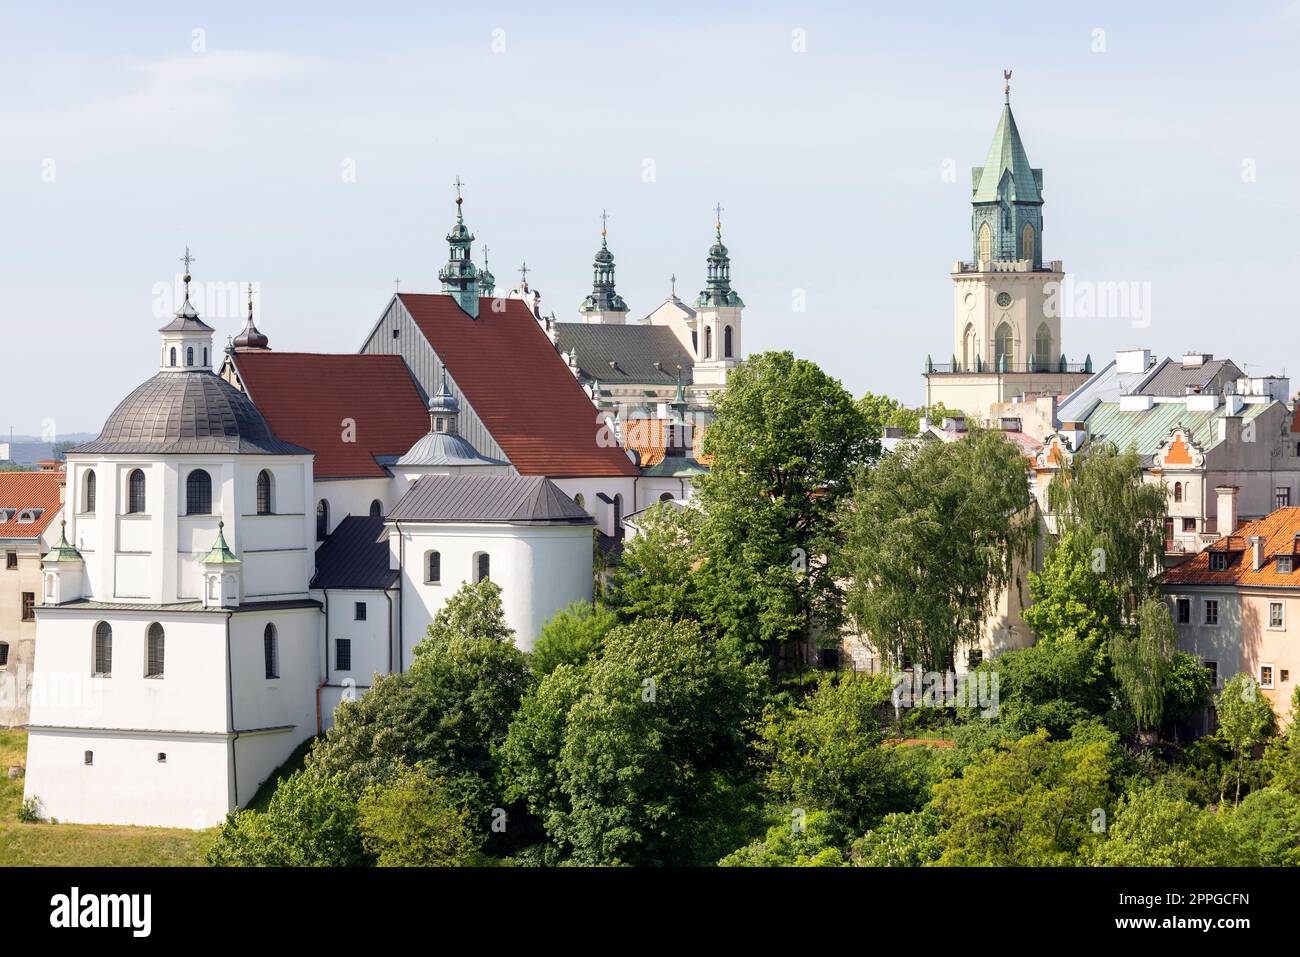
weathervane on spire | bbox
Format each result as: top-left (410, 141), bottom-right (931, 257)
top-left (1003, 69), bottom-right (1012, 100)
top-left (600, 209), bottom-right (609, 240)
top-left (482, 245), bottom-right (490, 269)
top-left (670, 272), bottom-right (677, 297)
top-left (713, 202), bottom-right (724, 238)
top-left (246, 282), bottom-right (254, 318)
top-left (452, 175), bottom-right (465, 222)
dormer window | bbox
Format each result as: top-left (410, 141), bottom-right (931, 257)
top-left (1209, 552), bottom-right (1229, 571)
top-left (16, 509), bottom-right (41, 524)
top-left (1278, 556), bottom-right (1293, 574)
top-left (435, 416), bottom-right (446, 433)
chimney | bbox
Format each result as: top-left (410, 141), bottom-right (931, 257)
top-left (1182, 352), bottom-right (1212, 368)
top-left (1216, 485), bottom-right (1239, 536)
top-left (1115, 349), bottom-right (1151, 375)
top-left (1249, 535), bottom-right (1266, 571)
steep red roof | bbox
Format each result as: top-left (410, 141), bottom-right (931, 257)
top-left (231, 352), bottom-right (429, 478)
top-left (1161, 508), bottom-right (1300, 588)
top-left (398, 294), bottom-right (639, 478)
top-left (0, 470), bottom-right (64, 540)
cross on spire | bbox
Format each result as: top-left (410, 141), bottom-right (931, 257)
top-left (600, 209), bottom-right (609, 237)
top-left (518, 261), bottom-right (530, 284)
top-left (180, 246), bottom-right (196, 276)
top-left (393, 277), bottom-right (401, 292)
top-left (453, 175), bottom-right (465, 200)
top-left (246, 282), bottom-right (254, 317)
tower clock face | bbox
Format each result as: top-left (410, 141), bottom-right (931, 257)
top-left (995, 291), bottom-right (1013, 308)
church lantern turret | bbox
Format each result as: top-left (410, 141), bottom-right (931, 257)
top-left (158, 247), bottom-right (217, 372)
top-left (438, 177), bottom-right (481, 319)
top-left (691, 204), bottom-right (743, 387)
top-left (578, 211), bottom-right (630, 324)
top-left (200, 521), bottom-right (242, 609)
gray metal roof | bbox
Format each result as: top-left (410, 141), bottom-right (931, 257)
top-left (389, 475), bottom-right (594, 525)
top-left (1134, 358), bottom-right (1242, 397)
top-left (311, 515), bottom-right (397, 589)
top-left (1057, 358), bottom-right (1162, 422)
top-left (396, 431), bottom-right (507, 468)
top-left (553, 323), bottom-right (695, 385)
top-left (71, 372), bottom-right (310, 456)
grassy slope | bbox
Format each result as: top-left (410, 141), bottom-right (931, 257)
top-left (0, 730), bottom-right (216, 867)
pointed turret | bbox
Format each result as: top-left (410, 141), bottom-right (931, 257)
top-left (578, 211), bottom-right (629, 324)
top-left (695, 207), bottom-right (744, 309)
top-left (201, 521), bottom-right (242, 608)
top-left (970, 72), bottom-right (1044, 266)
top-left (233, 283), bottom-right (270, 349)
top-left (158, 247), bottom-right (217, 371)
top-left (438, 177), bottom-right (480, 318)
top-left (41, 521), bottom-right (85, 605)
top-left (479, 245), bottom-right (496, 297)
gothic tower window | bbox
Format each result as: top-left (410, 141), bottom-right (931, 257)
top-left (962, 324), bottom-right (977, 371)
top-left (1034, 323), bottom-right (1052, 372)
top-left (186, 347), bottom-right (194, 367)
top-left (1022, 223), bottom-right (1036, 263)
top-left (994, 322), bottom-right (1014, 371)
top-left (169, 347), bottom-right (177, 367)
top-left (978, 222), bottom-right (992, 263)
top-left (724, 326), bottom-right (734, 358)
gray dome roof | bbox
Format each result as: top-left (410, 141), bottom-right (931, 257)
top-left (396, 431), bottom-right (506, 468)
top-left (72, 372), bottom-right (308, 455)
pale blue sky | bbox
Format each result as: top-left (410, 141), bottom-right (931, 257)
top-left (2, 1), bottom-right (1298, 435)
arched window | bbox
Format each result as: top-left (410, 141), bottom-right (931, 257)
top-left (203, 347), bottom-right (208, 366)
top-left (169, 347), bottom-right (177, 367)
top-left (613, 493), bottom-right (624, 532)
top-left (369, 499), bottom-right (383, 519)
top-left (660, 492), bottom-right (674, 502)
top-left (84, 470), bottom-right (97, 514)
top-left (264, 624), bottom-right (279, 679)
top-left (146, 623), bottom-right (165, 678)
top-left (426, 550), bottom-right (441, 584)
top-left (704, 327), bottom-right (713, 359)
top-left (978, 222), bottom-right (992, 262)
top-left (962, 323), bottom-right (977, 371)
top-left (186, 469), bottom-right (212, 515)
top-left (316, 499), bottom-right (329, 541)
top-left (1034, 323), bottom-right (1052, 372)
top-left (256, 469), bottom-right (274, 515)
top-left (994, 322), bottom-right (1014, 371)
top-left (186, 346), bottom-right (194, 367)
top-left (474, 552), bottom-right (490, 583)
top-left (1174, 482), bottom-right (1183, 503)
top-left (1021, 222), bottom-right (1036, 262)
top-left (0, 641), bottom-right (9, 667)
top-left (127, 469), bottom-right (146, 514)
top-left (724, 325), bottom-right (734, 358)
top-left (93, 621), bottom-right (113, 676)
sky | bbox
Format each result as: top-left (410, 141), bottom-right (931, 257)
top-left (1, 1), bottom-right (1298, 436)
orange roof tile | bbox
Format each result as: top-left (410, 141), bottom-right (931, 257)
top-left (0, 471), bottom-right (64, 540)
top-left (1160, 507), bottom-right (1300, 588)
top-left (622, 418), bottom-right (711, 468)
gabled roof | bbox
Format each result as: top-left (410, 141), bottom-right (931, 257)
top-left (389, 474), bottom-right (594, 525)
top-left (1161, 508), bottom-right (1300, 588)
top-left (0, 471), bottom-right (63, 540)
top-left (1057, 357), bottom-right (1163, 422)
top-left (1135, 359), bottom-right (1242, 397)
top-left (1082, 400), bottom-right (1270, 466)
top-left (230, 352), bottom-right (430, 478)
top-left (972, 100), bottom-right (1042, 204)
top-left (397, 294), bottom-right (639, 478)
top-left (553, 322), bottom-right (696, 386)
top-left (311, 515), bottom-right (397, 589)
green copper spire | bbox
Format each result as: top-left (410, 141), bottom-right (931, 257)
top-left (578, 210), bottom-right (629, 316)
top-left (479, 244), bottom-right (496, 296)
top-left (695, 203), bottom-right (744, 308)
top-left (970, 72), bottom-right (1044, 267)
top-left (201, 521), bottom-right (241, 565)
top-left (41, 521), bottom-right (83, 564)
top-left (438, 176), bottom-right (481, 318)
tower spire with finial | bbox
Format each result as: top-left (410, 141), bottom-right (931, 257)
top-left (696, 204), bottom-right (743, 309)
top-left (439, 177), bottom-right (480, 317)
top-left (579, 210), bottom-right (628, 322)
top-left (233, 281), bottom-right (269, 350)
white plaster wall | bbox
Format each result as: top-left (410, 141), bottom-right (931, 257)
top-left (551, 477), bottom-right (636, 536)
top-left (313, 477), bottom-right (390, 536)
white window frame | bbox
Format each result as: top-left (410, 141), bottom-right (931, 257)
top-left (1260, 663), bottom-right (1276, 690)
top-left (1269, 601), bottom-right (1285, 631)
top-left (1203, 598), bottom-right (1220, 626)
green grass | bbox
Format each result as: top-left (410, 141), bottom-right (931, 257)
top-left (0, 729), bottom-right (216, 867)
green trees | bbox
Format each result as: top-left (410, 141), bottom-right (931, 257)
top-left (693, 351), bottom-right (872, 665)
top-left (501, 618), bottom-right (767, 865)
top-left (1215, 674), bottom-right (1277, 805)
top-left (605, 502), bottom-right (702, 624)
top-left (357, 764), bottom-right (484, 867)
top-left (528, 601), bottom-right (618, 677)
top-left (842, 428), bottom-right (1035, 669)
top-left (857, 393), bottom-right (958, 440)
top-left (1092, 785), bottom-right (1236, 866)
top-left (1109, 599), bottom-right (1176, 735)
top-left (207, 772), bottom-right (366, 867)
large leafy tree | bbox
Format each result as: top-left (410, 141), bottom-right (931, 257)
top-left (1046, 443), bottom-right (1166, 620)
top-left (1109, 598), bottom-right (1177, 735)
top-left (1022, 529), bottom-right (1124, 646)
top-left (841, 428), bottom-right (1036, 670)
top-left (1092, 784), bottom-right (1237, 866)
top-left (356, 763), bottom-right (484, 867)
top-left (501, 618), bottom-right (767, 865)
top-left (529, 601), bottom-right (618, 677)
top-left (858, 393), bottom-right (958, 440)
top-left (928, 727), bottom-right (1116, 866)
top-left (207, 771), bottom-right (367, 867)
top-left (606, 501), bottom-right (703, 624)
top-left (694, 351), bottom-right (873, 666)
top-left (1215, 673), bottom-right (1277, 805)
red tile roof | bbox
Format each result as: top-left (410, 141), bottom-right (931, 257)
top-left (0, 470), bottom-right (64, 540)
top-left (623, 418), bottom-right (712, 468)
top-left (1160, 507), bottom-right (1300, 588)
top-left (398, 294), bottom-right (639, 478)
top-left (231, 352), bottom-right (430, 478)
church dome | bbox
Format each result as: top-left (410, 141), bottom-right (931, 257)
top-left (73, 372), bottom-right (305, 455)
top-left (396, 431), bottom-right (506, 468)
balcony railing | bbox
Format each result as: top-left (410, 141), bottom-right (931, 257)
top-left (925, 359), bottom-right (1092, 375)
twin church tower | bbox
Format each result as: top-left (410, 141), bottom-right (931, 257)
top-left (924, 73), bottom-right (1090, 419)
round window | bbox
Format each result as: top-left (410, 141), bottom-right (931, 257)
top-left (996, 291), bottom-right (1013, 308)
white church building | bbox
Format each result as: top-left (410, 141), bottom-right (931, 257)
top-left (23, 195), bottom-right (652, 828)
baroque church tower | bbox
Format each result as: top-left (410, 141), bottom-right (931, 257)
top-left (691, 205), bottom-right (743, 387)
top-left (577, 212), bottom-right (630, 324)
top-left (925, 74), bottom-right (1090, 421)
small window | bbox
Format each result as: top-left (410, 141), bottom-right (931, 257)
top-left (256, 469), bottom-right (274, 516)
top-left (1204, 599), bottom-right (1219, 626)
top-left (967, 648), bottom-right (984, 670)
top-left (316, 500), bottom-right (329, 541)
top-left (0, 642), bottom-right (9, 667)
top-left (426, 551), bottom-right (441, 584)
top-left (704, 326), bottom-right (713, 359)
top-left (660, 492), bottom-right (674, 502)
top-left (203, 347), bottom-right (208, 366)
top-left (1182, 518), bottom-right (1196, 532)
top-left (1204, 660), bottom-right (1219, 687)
top-left (724, 325), bottom-right (734, 359)
top-left (128, 469), bottom-right (147, 514)
top-left (475, 552), bottom-right (490, 583)
top-left (186, 469), bottom-right (212, 515)
top-left (369, 499), bottom-right (383, 519)
top-left (335, 638), bottom-right (352, 671)
top-left (1269, 602), bottom-right (1284, 630)
top-left (21, 592), bottom-right (35, 622)
top-left (1173, 482), bottom-right (1182, 503)
top-left (84, 750), bottom-right (93, 766)
top-left (1175, 598), bottom-right (1190, 624)
top-left (5, 551), bottom-right (16, 570)
top-left (1277, 488), bottom-right (1292, 510)
top-left (85, 470), bottom-right (97, 514)
top-left (1283, 669), bottom-right (1292, 683)
top-left (264, 624), bottom-right (279, 679)
top-left (157, 753), bottom-right (167, 763)
top-left (94, 621), bottom-right (113, 675)
top-left (354, 601), bottom-right (367, 621)
top-left (146, 623), bottom-right (165, 677)
top-left (1261, 664), bottom-right (1275, 689)
top-left (169, 347), bottom-right (177, 367)
top-left (1209, 552), bottom-right (1229, 571)
top-left (186, 346), bottom-right (194, 367)
top-left (1278, 556), bottom-right (1293, 574)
